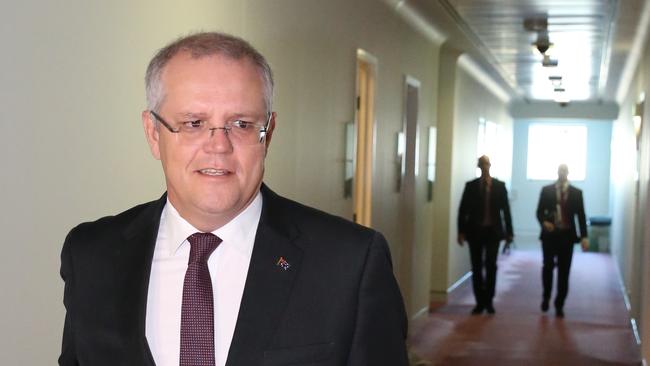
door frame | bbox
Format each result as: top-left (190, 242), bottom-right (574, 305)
top-left (353, 49), bottom-right (378, 227)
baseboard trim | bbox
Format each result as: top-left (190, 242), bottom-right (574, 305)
top-left (447, 271), bottom-right (472, 293)
top-left (411, 306), bottom-right (429, 321)
top-left (612, 253), bottom-right (643, 353)
top-left (429, 271), bottom-right (473, 307)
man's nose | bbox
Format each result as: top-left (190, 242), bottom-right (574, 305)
top-left (202, 127), bottom-right (233, 152)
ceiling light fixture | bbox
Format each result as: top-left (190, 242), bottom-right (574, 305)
top-left (553, 87), bottom-right (570, 104)
top-left (542, 55), bottom-right (558, 67)
top-left (523, 18), bottom-right (548, 32)
top-left (549, 76), bottom-right (562, 87)
top-left (532, 35), bottom-right (553, 55)
top-left (531, 29), bottom-right (554, 57)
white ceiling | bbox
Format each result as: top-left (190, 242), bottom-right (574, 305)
top-left (388, 0), bottom-right (650, 105)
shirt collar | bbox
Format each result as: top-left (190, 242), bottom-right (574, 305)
top-left (159, 191), bottom-right (263, 258)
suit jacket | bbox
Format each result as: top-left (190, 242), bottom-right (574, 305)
top-left (536, 183), bottom-right (587, 243)
top-left (458, 177), bottom-right (513, 242)
top-left (59, 184), bottom-right (408, 366)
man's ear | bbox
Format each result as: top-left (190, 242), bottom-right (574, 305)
top-left (264, 112), bottom-right (276, 153)
top-left (142, 110), bottom-right (161, 160)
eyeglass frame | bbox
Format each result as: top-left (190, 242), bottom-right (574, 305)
top-left (149, 110), bottom-right (272, 144)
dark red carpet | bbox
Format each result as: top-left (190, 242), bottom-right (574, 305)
top-left (408, 249), bottom-right (642, 365)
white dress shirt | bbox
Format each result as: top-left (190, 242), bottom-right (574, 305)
top-left (555, 181), bottom-right (569, 229)
top-left (145, 192), bottom-right (262, 366)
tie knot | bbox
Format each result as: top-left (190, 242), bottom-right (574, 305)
top-left (187, 232), bottom-right (222, 264)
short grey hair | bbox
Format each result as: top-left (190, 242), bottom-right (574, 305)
top-left (145, 32), bottom-right (274, 113)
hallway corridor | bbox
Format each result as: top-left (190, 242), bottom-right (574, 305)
top-left (409, 249), bottom-right (642, 365)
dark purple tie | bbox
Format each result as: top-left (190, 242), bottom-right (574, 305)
top-left (180, 232), bottom-right (221, 366)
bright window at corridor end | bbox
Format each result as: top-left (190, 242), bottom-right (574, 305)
top-left (526, 124), bottom-right (587, 181)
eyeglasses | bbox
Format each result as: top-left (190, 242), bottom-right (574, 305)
top-left (149, 110), bottom-right (270, 146)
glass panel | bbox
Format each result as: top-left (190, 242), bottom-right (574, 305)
top-left (344, 122), bottom-right (355, 198)
top-left (427, 127), bottom-right (437, 201)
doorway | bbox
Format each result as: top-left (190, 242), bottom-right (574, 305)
top-left (353, 50), bottom-right (377, 227)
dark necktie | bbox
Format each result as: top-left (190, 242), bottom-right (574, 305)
top-left (560, 189), bottom-right (569, 227)
top-left (180, 232), bottom-right (222, 366)
top-left (482, 179), bottom-right (492, 225)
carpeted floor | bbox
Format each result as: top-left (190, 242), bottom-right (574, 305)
top-left (408, 248), bottom-right (642, 365)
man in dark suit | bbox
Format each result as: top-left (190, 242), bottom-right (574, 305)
top-left (457, 155), bottom-right (513, 315)
top-left (536, 164), bottom-right (589, 318)
top-left (59, 32), bottom-right (408, 366)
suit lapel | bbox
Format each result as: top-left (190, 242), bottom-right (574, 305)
top-left (119, 190), bottom-right (304, 364)
top-left (226, 186), bottom-right (304, 365)
top-left (121, 195), bottom-right (167, 366)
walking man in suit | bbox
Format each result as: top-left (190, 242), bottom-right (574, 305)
top-left (59, 32), bottom-right (408, 366)
top-left (457, 155), bottom-right (513, 314)
top-left (536, 164), bottom-right (589, 318)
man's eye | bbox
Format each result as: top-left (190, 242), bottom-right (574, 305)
top-left (180, 120), bottom-right (205, 130)
top-left (232, 120), bottom-right (255, 130)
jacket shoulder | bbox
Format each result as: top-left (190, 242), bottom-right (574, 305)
top-left (569, 185), bottom-right (583, 193)
top-left (262, 187), bottom-right (378, 245)
top-left (275, 193), bottom-right (372, 231)
top-left (541, 184), bottom-right (556, 191)
top-left (462, 178), bottom-right (480, 191)
top-left (66, 197), bottom-right (163, 241)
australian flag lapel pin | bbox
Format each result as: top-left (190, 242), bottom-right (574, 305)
top-left (276, 256), bottom-right (291, 271)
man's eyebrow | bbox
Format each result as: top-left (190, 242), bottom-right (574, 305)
top-left (174, 112), bottom-right (210, 120)
top-left (225, 111), bottom-right (267, 121)
top-left (173, 111), bottom-right (266, 121)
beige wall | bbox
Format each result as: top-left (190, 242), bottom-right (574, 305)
top-left (253, 1), bottom-right (441, 317)
top-left (0, 0), bottom-right (442, 363)
top-left (638, 35), bottom-right (650, 363)
top-left (610, 69), bottom-right (643, 320)
top-left (430, 45), bottom-right (513, 299)
top-left (431, 45), bottom-right (460, 298)
top-left (448, 58), bottom-right (513, 287)
top-left (610, 25), bottom-right (650, 362)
